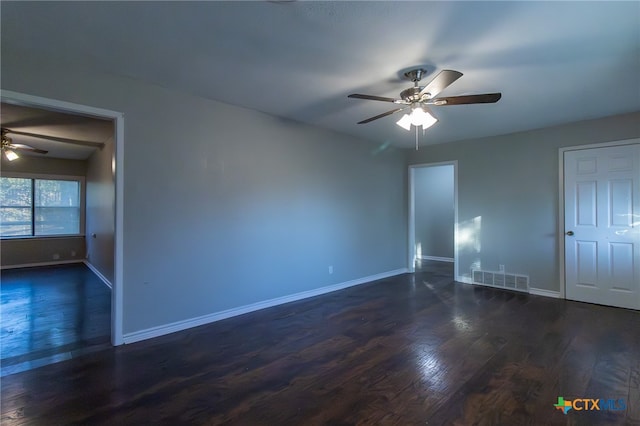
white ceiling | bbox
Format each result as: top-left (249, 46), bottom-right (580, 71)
top-left (1, 1), bottom-right (638, 149)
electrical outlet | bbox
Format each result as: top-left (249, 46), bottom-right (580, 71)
top-left (71, 250), bottom-right (76, 257)
top-left (499, 264), bottom-right (505, 272)
top-left (328, 265), bottom-right (333, 274)
top-left (52, 253), bottom-right (60, 260)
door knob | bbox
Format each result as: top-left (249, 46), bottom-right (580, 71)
top-left (566, 231), bottom-right (574, 236)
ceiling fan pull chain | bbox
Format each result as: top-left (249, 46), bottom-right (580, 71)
top-left (415, 126), bottom-right (419, 151)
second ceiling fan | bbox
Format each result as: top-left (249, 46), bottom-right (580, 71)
top-left (348, 68), bottom-right (501, 132)
top-left (1, 127), bottom-right (105, 161)
top-left (1, 129), bottom-right (48, 161)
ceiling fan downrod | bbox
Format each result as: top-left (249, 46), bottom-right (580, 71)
top-left (404, 68), bottom-right (426, 84)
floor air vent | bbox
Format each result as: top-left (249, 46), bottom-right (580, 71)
top-left (472, 269), bottom-right (529, 292)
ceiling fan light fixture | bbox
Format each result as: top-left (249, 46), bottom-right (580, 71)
top-left (4, 149), bottom-right (19, 161)
top-left (396, 113), bottom-right (413, 131)
top-left (396, 107), bottom-right (438, 131)
top-left (411, 107), bottom-right (438, 129)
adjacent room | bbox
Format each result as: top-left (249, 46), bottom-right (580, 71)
top-left (1, 1), bottom-right (638, 424)
top-left (1, 104), bottom-right (115, 376)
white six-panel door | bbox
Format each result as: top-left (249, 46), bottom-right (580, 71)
top-left (564, 144), bottom-right (640, 310)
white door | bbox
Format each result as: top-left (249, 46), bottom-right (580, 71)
top-left (564, 143), bottom-right (640, 310)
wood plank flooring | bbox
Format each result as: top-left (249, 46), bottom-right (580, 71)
top-left (0, 264), bottom-right (111, 377)
top-left (2, 261), bottom-right (639, 425)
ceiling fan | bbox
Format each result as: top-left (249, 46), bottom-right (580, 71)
top-left (348, 68), bottom-right (501, 145)
top-left (2, 128), bottom-right (48, 161)
top-left (1, 127), bottom-right (105, 161)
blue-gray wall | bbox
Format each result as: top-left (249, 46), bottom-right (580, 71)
top-left (414, 165), bottom-right (454, 260)
top-left (1, 55), bottom-right (407, 334)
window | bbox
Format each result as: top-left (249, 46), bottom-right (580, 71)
top-left (1, 177), bottom-right (81, 237)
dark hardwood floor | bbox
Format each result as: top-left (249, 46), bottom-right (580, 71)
top-left (0, 264), bottom-right (111, 377)
top-left (2, 261), bottom-right (639, 425)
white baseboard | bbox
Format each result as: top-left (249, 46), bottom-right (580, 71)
top-left (123, 268), bottom-right (409, 344)
top-left (0, 259), bottom-right (83, 270)
top-left (83, 260), bottom-right (113, 289)
top-left (529, 288), bottom-right (562, 299)
top-left (420, 256), bottom-right (454, 263)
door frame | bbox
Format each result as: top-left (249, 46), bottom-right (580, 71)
top-left (558, 138), bottom-right (640, 300)
top-left (408, 160), bottom-right (460, 281)
top-left (1, 89), bottom-right (125, 346)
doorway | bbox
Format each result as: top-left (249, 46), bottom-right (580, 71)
top-left (408, 161), bottom-right (458, 278)
top-left (561, 140), bottom-right (640, 310)
top-left (1, 90), bottom-right (125, 344)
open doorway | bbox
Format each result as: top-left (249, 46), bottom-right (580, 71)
top-left (408, 162), bottom-right (458, 278)
top-left (1, 90), bottom-right (124, 358)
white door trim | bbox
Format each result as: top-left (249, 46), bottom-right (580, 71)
top-left (1, 89), bottom-right (125, 346)
top-left (408, 161), bottom-right (460, 282)
top-left (558, 138), bottom-right (640, 301)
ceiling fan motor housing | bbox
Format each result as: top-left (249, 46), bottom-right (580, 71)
top-left (400, 87), bottom-right (429, 103)
top-left (1, 131), bottom-right (12, 148)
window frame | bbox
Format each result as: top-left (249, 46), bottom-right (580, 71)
top-left (1, 172), bottom-right (86, 240)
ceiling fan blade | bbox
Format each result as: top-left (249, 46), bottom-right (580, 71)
top-left (357, 108), bottom-right (406, 124)
top-left (419, 70), bottom-right (463, 99)
top-left (432, 93), bottom-right (502, 105)
top-left (348, 94), bottom-right (399, 103)
top-left (9, 144), bottom-right (48, 155)
top-left (4, 129), bottom-right (105, 149)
